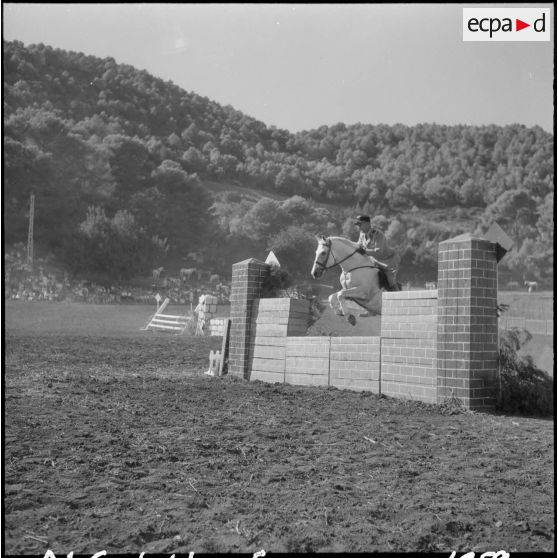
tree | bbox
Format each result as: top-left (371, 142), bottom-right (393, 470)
top-left (3, 138), bottom-right (52, 244)
top-left (390, 184), bottom-right (412, 210)
top-left (268, 226), bottom-right (317, 278)
top-left (181, 146), bottom-right (206, 173)
top-left (458, 178), bottom-right (484, 206)
top-left (145, 160), bottom-right (212, 257)
top-left (2, 39), bottom-right (553, 285)
top-left (355, 183), bottom-right (372, 208)
top-left (536, 192), bottom-right (553, 246)
top-left (4, 110), bottom-right (93, 252)
top-left (104, 135), bottom-right (155, 204)
top-left (385, 218), bottom-right (406, 247)
top-left (479, 189), bottom-right (538, 242)
top-left (65, 206), bottom-right (168, 283)
top-left (423, 177), bottom-right (456, 207)
top-left (275, 165), bottom-right (306, 194)
top-left (238, 198), bottom-right (284, 243)
top-left (280, 196), bottom-right (330, 229)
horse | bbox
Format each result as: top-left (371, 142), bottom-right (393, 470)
top-left (152, 267), bottom-right (164, 282)
top-left (311, 235), bottom-right (384, 325)
top-left (524, 280), bottom-right (538, 295)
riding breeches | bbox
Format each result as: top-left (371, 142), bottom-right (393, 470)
top-left (369, 255), bottom-right (399, 287)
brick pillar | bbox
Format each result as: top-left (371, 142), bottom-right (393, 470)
top-left (437, 233), bottom-right (498, 410)
top-left (228, 258), bottom-right (269, 379)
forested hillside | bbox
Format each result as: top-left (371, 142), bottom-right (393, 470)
top-left (3, 40), bottom-right (554, 285)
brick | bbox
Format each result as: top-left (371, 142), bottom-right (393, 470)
top-left (285, 372), bottom-right (329, 387)
top-left (261, 313), bottom-right (304, 329)
top-left (330, 377), bottom-right (380, 393)
top-left (286, 338), bottom-right (330, 357)
top-left (331, 336), bottom-right (381, 345)
top-left (331, 351), bottom-right (380, 362)
top-left (285, 356), bottom-right (329, 373)
top-left (381, 382), bottom-right (437, 403)
top-left (383, 290), bottom-right (438, 300)
top-left (254, 324), bottom-right (289, 337)
top-left (330, 361), bottom-right (380, 380)
top-left (253, 336), bottom-right (288, 347)
top-left (252, 345), bottom-right (285, 360)
top-left (257, 298), bottom-right (310, 313)
top-left (250, 357), bottom-right (285, 372)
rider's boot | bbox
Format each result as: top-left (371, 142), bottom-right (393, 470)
top-left (386, 270), bottom-right (401, 291)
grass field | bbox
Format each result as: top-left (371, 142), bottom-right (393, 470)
top-left (496, 291), bottom-right (554, 375)
top-left (4, 300), bottom-right (196, 338)
top-left (3, 300), bottom-right (555, 554)
top-left (498, 290), bottom-right (554, 320)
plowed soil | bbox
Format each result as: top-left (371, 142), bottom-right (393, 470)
top-left (4, 319), bottom-right (555, 554)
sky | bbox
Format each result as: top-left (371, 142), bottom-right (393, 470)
top-left (2, 3), bottom-right (555, 133)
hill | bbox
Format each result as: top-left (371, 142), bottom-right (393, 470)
top-left (3, 40), bottom-right (554, 285)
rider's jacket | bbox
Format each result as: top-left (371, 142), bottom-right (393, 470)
top-left (358, 227), bottom-right (396, 262)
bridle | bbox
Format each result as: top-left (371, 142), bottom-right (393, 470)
top-left (314, 238), bottom-right (373, 274)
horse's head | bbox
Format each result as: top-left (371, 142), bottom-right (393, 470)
top-left (311, 235), bottom-right (331, 279)
top-left (311, 235), bottom-right (364, 279)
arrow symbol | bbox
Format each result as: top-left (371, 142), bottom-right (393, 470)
top-left (516, 18), bottom-right (530, 31)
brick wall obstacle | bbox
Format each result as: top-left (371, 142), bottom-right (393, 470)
top-left (227, 233), bottom-right (500, 410)
top-left (208, 318), bottom-right (229, 336)
top-left (380, 290), bottom-right (438, 404)
top-left (228, 259), bottom-right (269, 379)
top-left (437, 233), bottom-right (499, 409)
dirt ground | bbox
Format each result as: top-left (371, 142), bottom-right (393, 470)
top-left (4, 329), bottom-right (555, 555)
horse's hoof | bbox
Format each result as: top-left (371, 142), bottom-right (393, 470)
top-left (347, 314), bottom-right (356, 326)
top-left (334, 311), bottom-right (344, 316)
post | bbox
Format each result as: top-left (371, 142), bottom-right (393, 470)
top-left (27, 193), bottom-right (35, 267)
top-left (437, 233), bottom-right (499, 410)
top-left (228, 258), bottom-right (269, 379)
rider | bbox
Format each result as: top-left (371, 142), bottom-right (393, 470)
top-left (354, 215), bottom-right (400, 291)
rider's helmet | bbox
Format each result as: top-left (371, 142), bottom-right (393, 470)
top-left (354, 215), bottom-right (371, 225)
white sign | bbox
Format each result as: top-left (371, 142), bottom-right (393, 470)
top-left (265, 251), bottom-right (281, 267)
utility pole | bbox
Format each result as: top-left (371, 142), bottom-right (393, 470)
top-left (27, 193), bottom-right (35, 268)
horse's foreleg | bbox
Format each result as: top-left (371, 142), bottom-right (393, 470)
top-left (328, 292), bottom-right (344, 316)
top-left (335, 291), bottom-right (357, 325)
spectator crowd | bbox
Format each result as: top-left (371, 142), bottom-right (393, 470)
top-left (4, 247), bottom-right (231, 306)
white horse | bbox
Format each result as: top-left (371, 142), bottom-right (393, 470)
top-left (524, 280), bottom-right (538, 295)
top-left (152, 267), bottom-right (164, 283)
top-left (311, 235), bottom-right (384, 325)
